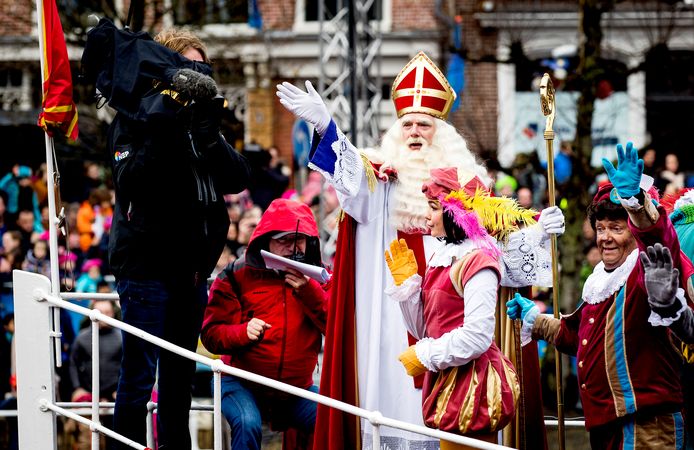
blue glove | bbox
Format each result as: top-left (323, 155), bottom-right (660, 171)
top-left (506, 293), bottom-right (537, 321)
top-left (601, 142), bottom-right (643, 199)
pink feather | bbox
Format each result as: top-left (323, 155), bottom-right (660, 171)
top-left (441, 198), bottom-right (501, 258)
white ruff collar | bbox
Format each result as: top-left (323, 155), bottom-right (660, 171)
top-left (581, 249), bottom-right (639, 305)
top-left (428, 240), bottom-right (480, 268)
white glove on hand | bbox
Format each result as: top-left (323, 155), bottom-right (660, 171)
top-left (538, 206), bottom-right (565, 237)
top-left (276, 81), bottom-right (332, 136)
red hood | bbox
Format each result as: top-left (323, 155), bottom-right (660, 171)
top-left (245, 199), bottom-right (321, 269)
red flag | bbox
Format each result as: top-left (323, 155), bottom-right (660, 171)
top-left (37, 0), bottom-right (78, 141)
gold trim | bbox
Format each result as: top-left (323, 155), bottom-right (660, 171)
top-left (458, 361), bottom-right (479, 434)
top-left (396, 106), bottom-right (450, 121)
top-left (353, 293), bottom-right (361, 448)
top-left (392, 89), bottom-right (453, 101)
top-left (449, 255), bottom-right (471, 297)
top-left (360, 152), bottom-right (378, 193)
top-left (434, 367), bottom-right (459, 427)
top-left (605, 297), bottom-right (625, 416)
top-left (44, 105), bottom-right (73, 113)
top-left (486, 362), bottom-right (503, 431)
top-left (391, 51), bottom-right (456, 120)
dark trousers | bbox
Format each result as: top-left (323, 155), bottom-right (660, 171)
top-left (113, 278), bottom-right (207, 450)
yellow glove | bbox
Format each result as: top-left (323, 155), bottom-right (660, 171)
top-left (384, 239), bottom-right (418, 286)
top-left (398, 345), bottom-right (427, 377)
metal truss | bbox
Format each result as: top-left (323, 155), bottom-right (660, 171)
top-left (317, 0), bottom-right (383, 148)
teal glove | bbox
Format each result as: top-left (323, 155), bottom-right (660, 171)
top-left (506, 293), bottom-right (537, 321)
top-left (602, 142), bottom-right (643, 199)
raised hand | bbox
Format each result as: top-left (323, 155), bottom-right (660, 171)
top-left (640, 243), bottom-right (680, 317)
top-left (538, 205), bottom-right (565, 237)
top-left (506, 293), bottom-right (538, 321)
top-left (602, 142), bottom-right (643, 199)
top-left (384, 239), bottom-right (418, 286)
top-left (276, 81), bottom-right (332, 136)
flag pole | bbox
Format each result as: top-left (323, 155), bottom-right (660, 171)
top-left (35, 0), bottom-right (64, 368)
top-left (540, 72), bottom-right (564, 450)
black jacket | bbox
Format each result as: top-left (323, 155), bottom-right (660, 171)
top-left (107, 110), bottom-right (250, 282)
top-left (85, 18), bottom-right (251, 282)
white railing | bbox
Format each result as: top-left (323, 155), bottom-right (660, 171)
top-left (14, 269), bottom-right (523, 450)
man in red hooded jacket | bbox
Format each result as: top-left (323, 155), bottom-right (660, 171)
top-left (201, 198), bottom-right (330, 450)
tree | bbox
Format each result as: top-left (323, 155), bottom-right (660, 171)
top-left (554, 0), bottom-right (616, 310)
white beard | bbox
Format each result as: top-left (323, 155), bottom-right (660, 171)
top-left (372, 117), bottom-right (491, 233)
top-left (388, 141), bottom-right (449, 233)
top-left (389, 150), bottom-right (432, 233)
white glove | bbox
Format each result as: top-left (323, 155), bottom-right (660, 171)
top-left (276, 80), bottom-right (332, 136)
top-left (538, 205), bottom-right (565, 236)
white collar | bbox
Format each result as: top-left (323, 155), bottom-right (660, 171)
top-left (428, 240), bottom-right (480, 268)
top-left (581, 249), bottom-right (639, 305)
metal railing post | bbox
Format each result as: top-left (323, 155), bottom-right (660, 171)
top-left (13, 270), bottom-right (58, 449)
top-left (212, 364), bottom-right (223, 450)
top-left (147, 401), bottom-right (156, 449)
top-left (91, 319), bottom-right (101, 450)
top-left (370, 411), bottom-right (382, 449)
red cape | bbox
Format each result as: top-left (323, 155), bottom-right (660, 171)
top-left (313, 215), bottom-right (360, 450)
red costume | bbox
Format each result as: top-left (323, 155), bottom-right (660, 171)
top-left (526, 184), bottom-right (694, 448)
top-left (420, 251), bottom-right (518, 435)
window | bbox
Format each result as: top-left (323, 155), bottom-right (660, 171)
top-left (0, 68), bottom-right (26, 111)
top-left (295, 0), bottom-right (390, 32)
top-left (304, 0), bottom-right (382, 22)
top-left (173, 0), bottom-right (249, 25)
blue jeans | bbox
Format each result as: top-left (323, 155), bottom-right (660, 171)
top-left (113, 278), bottom-right (207, 450)
top-left (219, 375), bottom-right (318, 450)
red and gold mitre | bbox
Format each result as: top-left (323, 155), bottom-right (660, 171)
top-left (391, 51), bottom-right (456, 120)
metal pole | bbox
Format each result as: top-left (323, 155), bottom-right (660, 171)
top-left (146, 402), bottom-right (155, 449)
top-left (91, 319), bottom-right (101, 450)
top-left (347, 0), bottom-right (358, 145)
top-left (213, 370), bottom-right (222, 450)
top-left (318, 0), bottom-right (325, 94)
top-left (317, 0), bottom-right (326, 261)
top-left (540, 73), bottom-right (565, 450)
top-left (35, 0), bottom-right (64, 370)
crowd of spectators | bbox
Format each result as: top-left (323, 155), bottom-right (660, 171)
top-left (0, 142), bottom-right (342, 446)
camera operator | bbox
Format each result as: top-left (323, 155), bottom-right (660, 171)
top-left (106, 28), bottom-right (251, 450)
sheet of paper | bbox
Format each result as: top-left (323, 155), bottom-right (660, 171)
top-left (261, 250), bottom-right (331, 283)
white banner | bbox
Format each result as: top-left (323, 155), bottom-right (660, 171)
top-left (513, 91), bottom-right (630, 167)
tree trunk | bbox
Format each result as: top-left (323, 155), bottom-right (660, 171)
top-left (560, 0), bottom-right (610, 310)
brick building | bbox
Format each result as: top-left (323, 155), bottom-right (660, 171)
top-left (1, 0), bottom-right (693, 176)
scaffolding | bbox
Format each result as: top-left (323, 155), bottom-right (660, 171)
top-left (317, 0), bottom-right (383, 148)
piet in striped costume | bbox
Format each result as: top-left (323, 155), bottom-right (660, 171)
top-left (519, 181), bottom-right (694, 449)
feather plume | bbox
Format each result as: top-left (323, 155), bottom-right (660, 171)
top-left (440, 197), bottom-right (501, 258)
top-left (444, 188), bottom-right (538, 241)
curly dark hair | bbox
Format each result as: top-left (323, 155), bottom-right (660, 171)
top-left (587, 199), bottom-right (628, 230)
